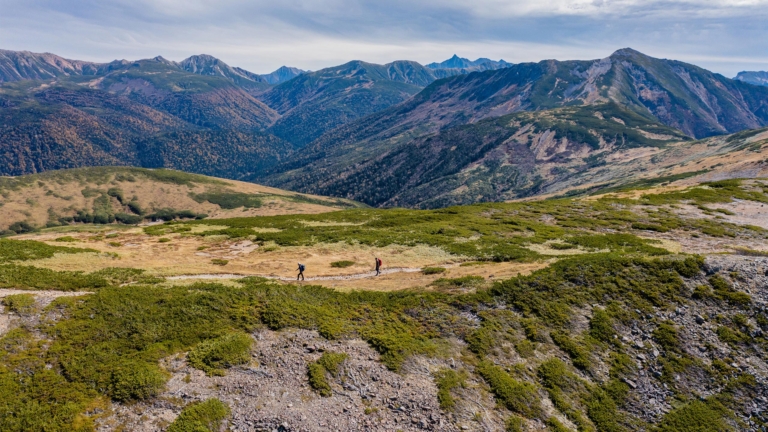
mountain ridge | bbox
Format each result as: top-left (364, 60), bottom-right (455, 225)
top-left (0, 49), bottom-right (303, 86)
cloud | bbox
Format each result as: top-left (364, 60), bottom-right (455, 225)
top-left (0, 0), bottom-right (766, 76)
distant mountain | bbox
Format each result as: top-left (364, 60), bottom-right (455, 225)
top-left (178, 54), bottom-right (271, 91)
top-left (426, 54), bottom-right (511, 71)
top-left (258, 102), bottom-right (691, 207)
top-left (260, 66), bottom-right (306, 85)
top-left (0, 49), bottom-right (101, 82)
top-left (0, 52), bottom-right (290, 177)
top-left (425, 54), bottom-right (512, 79)
top-left (259, 48), bottom-right (768, 206)
top-left (734, 71), bottom-right (768, 87)
top-left (258, 60), bottom-right (431, 147)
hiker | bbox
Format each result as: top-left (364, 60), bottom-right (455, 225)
top-left (297, 262), bottom-right (305, 281)
top-left (375, 257), bottom-right (382, 276)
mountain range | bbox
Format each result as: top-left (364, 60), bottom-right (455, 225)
top-left (1, 47), bottom-right (768, 208)
top-left (735, 71), bottom-right (768, 87)
top-left (0, 49), bottom-right (304, 86)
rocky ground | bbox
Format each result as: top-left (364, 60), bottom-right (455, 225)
top-left (4, 254), bottom-right (766, 431)
top-left (97, 329), bottom-right (467, 432)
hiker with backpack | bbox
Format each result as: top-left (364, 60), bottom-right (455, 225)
top-left (375, 257), bottom-right (382, 276)
top-left (297, 262), bottom-right (305, 281)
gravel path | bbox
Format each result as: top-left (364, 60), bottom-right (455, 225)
top-left (166, 266), bottom-right (428, 282)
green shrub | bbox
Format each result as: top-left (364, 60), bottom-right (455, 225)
top-left (434, 368), bottom-right (467, 411)
top-left (308, 362), bottom-right (332, 397)
top-left (631, 222), bottom-right (669, 232)
top-left (115, 213), bottom-right (143, 224)
top-left (716, 326), bottom-right (747, 345)
top-left (7, 221), bottom-right (35, 234)
top-left (0, 238), bottom-right (94, 262)
top-left (708, 275), bottom-right (750, 305)
top-left (107, 187), bottom-right (125, 204)
top-left (54, 236), bottom-right (77, 242)
top-left (167, 398), bottom-right (231, 432)
top-left (506, 415), bottom-right (525, 432)
top-left (308, 351), bottom-right (348, 397)
top-left (0, 329), bottom-right (98, 432)
top-left (547, 417), bottom-right (571, 432)
top-left (0, 264), bottom-right (109, 291)
top-left (3, 293), bottom-right (35, 313)
top-left (432, 275), bottom-right (485, 289)
top-left (330, 260), bottom-right (355, 268)
top-left (589, 309), bottom-right (615, 343)
top-left (191, 192), bottom-right (262, 209)
top-left (551, 331), bottom-right (591, 370)
top-left (422, 267), bottom-right (447, 275)
top-left (158, 238), bottom-right (171, 243)
top-left (476, 361), bottom-right (542, 419)
top-left (586, 387), bottom-right (625, 432)
top-left (188, 333), bottom-right (253, 376)
top-left (654, 399), bottom-right (733, 432)
top-left (653, 321), bottom-right (681, 353)
top-left (211, 259), bottom-right (229, 266)
top-left (109, 360), bottom-right (167, 401)
top-left (316, 351), bottom-right (348, 375)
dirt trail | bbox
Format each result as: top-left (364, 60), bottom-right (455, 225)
top-left (166, 266), bottom-right (428, 282)
top-left (0, 289), bottom-right (92, 299)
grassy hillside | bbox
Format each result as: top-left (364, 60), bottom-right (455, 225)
top-left (0, 167), bottom-right (363, 233)
top-left (0, 177), bottom-right (767, 430)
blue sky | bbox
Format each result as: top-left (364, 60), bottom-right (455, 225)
top-left (1, 0), bottom-right (766, 76)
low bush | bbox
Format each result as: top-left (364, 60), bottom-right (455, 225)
top-left (0, 238), bottom-right (94, 262)
top-left (2, 293), bottom-right (35, 313)
top-left (422, 267), bottom-right (447, 275)
top-left (0, 264), bottom-right (109, 291)
top-left (708, 275), bottom-right (750, 305)
top-left (589, 308), bottom-right (616, 343)
top-left (188, 333), bottom-right (253, 376)
top-left (330, 260), bottom-right (355, 268)
top-left (211, 259), bottom-right (229, 266)
top-left (109, 360), bottom-right (167, 401)
top-left (115, 213), bottom-right (143, 224)
top-left (7, 221), bottom-right (35, 234)
top-left (654, 399), bottom-right (733, 432)
top-left (506, 415), bottom-right (525, 432)
top-left (432, 275), bottom-right (485, 289)
top-left (307, 362), bottom-right (332, 397)
top-left (167, 398), bottom-right (231, 432)
top-left (551, 331), bottom-right (591, 370)
top-left (308, 351), bottom-right (348, 397)
top-left (434, 368), bottom-right (467, 411)
top-left (476, 361), bottom-right (542, 419)
top-left (191, 192), bottom-right (262, 209)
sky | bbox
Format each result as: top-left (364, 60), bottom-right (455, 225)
top-left (1, 0), bottom-right (767, 77)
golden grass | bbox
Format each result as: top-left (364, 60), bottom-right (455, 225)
top-left (15, 226), bottom-right (552, 292)
top-left (0, 169), bottom-right (357, 230)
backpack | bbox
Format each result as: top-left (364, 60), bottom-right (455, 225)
top-left (377, 258), bottom-right (382, 267)
top-left (299, 264), bottom-right (305, 272)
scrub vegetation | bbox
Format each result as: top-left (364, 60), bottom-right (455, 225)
top-left (0, 178), bottom-right (766, 430)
